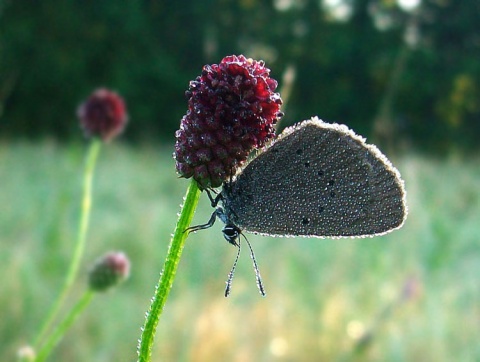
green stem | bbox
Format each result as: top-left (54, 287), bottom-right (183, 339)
top-left (137, 180), bottom-right (201, 362)
top-left (34, 290), bottom-right (95, 362)
top-left (34, 139), bottom-right (101, 348)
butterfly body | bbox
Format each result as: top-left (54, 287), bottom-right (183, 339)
top-left (187, 117), bottom-right (407, 296)
top-left (221, 117), bottom-right (407, 239)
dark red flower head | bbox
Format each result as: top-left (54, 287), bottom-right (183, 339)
top-left (88, 251), bottom-right (130, 292)
top-left (77, 88), bottom-right (128, 142)
top-left (174, 55), bottom-right (283, 189)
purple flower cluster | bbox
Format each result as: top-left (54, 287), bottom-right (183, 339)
top-left (78, 88), bottom-right (128, 142)
top-left (174, 55), bottom-right (283, 189)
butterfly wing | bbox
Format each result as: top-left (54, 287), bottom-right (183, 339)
top-left (222, 117), bottom-right (407, 238)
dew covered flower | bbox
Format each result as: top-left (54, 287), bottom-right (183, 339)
top-left (77, 88), bottom-right (128, 142)
top-left (88, 251), bottom-right (130, 292)
top-left (174, 55), bottom-right (283, 189)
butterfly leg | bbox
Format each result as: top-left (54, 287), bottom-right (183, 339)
top-left (206, 189), bottom-right (222, 207)
top-left (184, 210), bottom-right (218, 233)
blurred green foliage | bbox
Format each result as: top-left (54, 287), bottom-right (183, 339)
top-left (1, 142), bottom-right (479, 361)
top-left (1, 0), bottom-right (479, 152)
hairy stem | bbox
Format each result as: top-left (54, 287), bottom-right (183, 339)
top-left (137, 180), bottom-right (201, 362)
top-left (34, 139), bottom-right (101, 348)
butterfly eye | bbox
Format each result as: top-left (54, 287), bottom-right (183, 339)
top-left (222, 225), bottom-right (240, 245)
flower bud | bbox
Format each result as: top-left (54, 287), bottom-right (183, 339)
top-left (77, 88), bottom-right (128, 142)
top-left (88, 251), bottom-right (130, 292)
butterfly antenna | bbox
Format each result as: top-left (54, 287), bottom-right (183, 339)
top-left (225, 241), bottom-right (241, 297)
top-left (243, 234), bottom-right (266, 297)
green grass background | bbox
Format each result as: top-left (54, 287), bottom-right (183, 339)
top-left (1, 141), bottom-right (479, 361)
